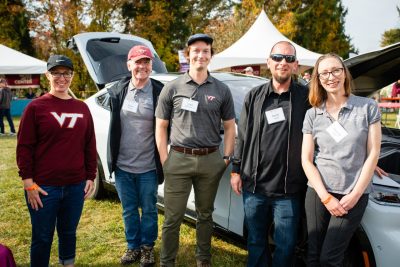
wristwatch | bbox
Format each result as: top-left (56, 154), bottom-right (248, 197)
top-left (223, 156), bottom-right (241, 165)
top-left (223, 155), bottom-right (234, 162)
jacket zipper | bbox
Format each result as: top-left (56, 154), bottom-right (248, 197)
top-left (284, 93), bottom-right (292, 193)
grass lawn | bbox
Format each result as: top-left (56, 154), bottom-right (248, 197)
top-left (0, 118), bottom-right (247, 266)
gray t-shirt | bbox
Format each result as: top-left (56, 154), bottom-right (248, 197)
top-left (155, 72), bottom-right (235, 148)
top-left (117, 81), bottom-right (156, 173)
top-left (302, 95), bottom-right (381, 194)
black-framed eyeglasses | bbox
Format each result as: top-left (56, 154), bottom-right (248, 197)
top-left (318, 68), bottom-right (344, 80)
top-left (50, 72), bottom-right (73, 78)
top-left (270, 54), bottom-right (297, 63)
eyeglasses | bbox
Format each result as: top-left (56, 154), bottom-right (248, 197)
top-left (318, 68), bottom-right (344, 80)
top-left (50, 72), bottom-right (73, 78)
top-left (270, 54), bottom-right (297, 63)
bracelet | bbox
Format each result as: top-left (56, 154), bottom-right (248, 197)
top-left (24, 183), bottom-right (39, 191)
top-left (322, 194), bottom-right (333, 205)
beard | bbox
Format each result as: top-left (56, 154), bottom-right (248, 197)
top-left (272, 72), bottom-right (291, 84)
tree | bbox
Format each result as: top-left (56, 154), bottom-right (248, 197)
top-left (121, 0), bottom-right (233, 71)
top-left (381, 6), bottom-right (400, 47)
top-left (0, 0), bottom-right (34, 55)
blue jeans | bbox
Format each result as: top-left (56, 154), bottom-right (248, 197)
top-left (25, 181), bottom-right (85, 267)
top-left (0, 108), bottom-right (16, 134)
top-left (243, 191), bottom-right (300, 267)
top-left (115, 168), bottom-right (158, 249)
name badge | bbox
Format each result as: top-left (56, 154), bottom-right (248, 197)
top-left (181, 98), bottom-right (199, 112)
top-left (326, 121), bottom-right (348, 143)
top-left (122, 100), bottom-right (139, 113)
top-left (265, 107), bottom-right (285, 124)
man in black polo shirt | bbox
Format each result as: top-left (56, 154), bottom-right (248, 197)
top-left (231, 41), bottom-right (309, 267)
top-left (155, 33), bottom-right (235, 267)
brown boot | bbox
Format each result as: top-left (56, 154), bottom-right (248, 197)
top-left (120, 248), bottom-right (140, 265)
top-left (140, 245), bottom-right (155, 267)
top-left (196, 259), bottom-right (211, 267)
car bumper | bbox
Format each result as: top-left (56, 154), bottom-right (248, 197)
top-left (361, 199), bottom-right (400, 267)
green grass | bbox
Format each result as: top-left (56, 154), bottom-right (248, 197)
top-left (0, 118), bottom-right (247, 266)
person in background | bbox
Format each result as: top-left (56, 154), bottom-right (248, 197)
top-left (391, 79), bottom-right (400, 97)
top-left (302, 53), bottom-right (381, 266)
top-left (16, 55), bottom-right (97, 267)
top-left (0, 78), bottom-right (16, 136)
top-left (303, 72), bottom-right (311, 82)
top-left (156, 33), bottom-right (235, 267)
top-left (231, 41), bottom-right (309, 267)
top-left (25, 88), bottom-right (36, 99)
top-left (244, 66), bottom-right (254, 76)
top-left (107, 45), bottom-right (164, 267)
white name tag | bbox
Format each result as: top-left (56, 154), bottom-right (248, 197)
top-left (326, 121), bottom-right (348, 143)
top-left (122, 100), bottom-right (139, 113)
top-left (265, 107), bottom-right (285, 124)
top-left (181, 98), bottom-right (199, 112)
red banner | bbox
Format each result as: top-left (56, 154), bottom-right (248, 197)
top-left (4, 74), bottom-right (41, 88)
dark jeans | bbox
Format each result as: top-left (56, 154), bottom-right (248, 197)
top-left (115, 168), bottom-right (158, 249)
top-left (305, 187), bottom-right (368, 267)
top-left (0, 108), bottom-right (15, 134)
top-left (243, 191), bottom-right (300, 267)
top-left (25, 181), bottom-right (86, 267)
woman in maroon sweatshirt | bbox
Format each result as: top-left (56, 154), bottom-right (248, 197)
top-left (16, 55), bottom-right (97, 267)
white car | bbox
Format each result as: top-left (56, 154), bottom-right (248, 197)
top-left (69, 33), bottom-right (400, 267)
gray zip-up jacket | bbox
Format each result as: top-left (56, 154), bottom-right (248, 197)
top-left (233, 80), bottom-right (309, 195)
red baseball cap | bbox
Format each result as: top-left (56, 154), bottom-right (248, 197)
top-left (127, 45), bottom-right (154, 62)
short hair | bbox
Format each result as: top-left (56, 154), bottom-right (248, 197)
top-left (269, 41), bottom-right (297, 56)
top-left (309, 53), bottom-right (352, 107)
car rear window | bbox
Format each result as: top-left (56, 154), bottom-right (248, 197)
top-left (86, 38), bottom-right (167, 84)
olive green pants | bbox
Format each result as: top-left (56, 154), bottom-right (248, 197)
top-left (160, 150), bottom-right (226, 266)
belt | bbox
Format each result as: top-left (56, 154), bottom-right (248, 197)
top-left (171, 146), bottom-right (218, 156)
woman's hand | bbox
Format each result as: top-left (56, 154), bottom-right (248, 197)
top-left (339, 192), bottom-right (361, 211)
top-left (24, 179), bottom-right (48, 211)
top-left (324, 196), bottom-right (348, 217)
top-left (84, 180), bottom-right (94, 199)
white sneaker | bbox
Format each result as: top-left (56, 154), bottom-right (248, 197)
top-left (0, 133), bottom-right (5, 136)
top-left (8, 132), bottom-right (16, 136)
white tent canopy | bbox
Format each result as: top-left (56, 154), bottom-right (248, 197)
top-left (209, 10), bottom-right (322, 71)
top-left (0, 44), bottom-right (46, 74)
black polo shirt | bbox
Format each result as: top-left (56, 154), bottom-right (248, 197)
top-left (257, 87), bottom-right (291, 197)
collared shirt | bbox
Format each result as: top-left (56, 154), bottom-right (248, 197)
top-left (155, 72), bottom-right (235, 148)
top-left (257, 86), bottom-right (291, 196)
top-left (302, 95), bottom-right (381, 194)
top-left (117, 80), bottom-right (155, 173)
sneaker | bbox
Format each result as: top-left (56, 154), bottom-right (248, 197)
top-left (9, 132), bottom-right (16, 136)
top-left (196, 259), bottom-right (211, 267)
top-left (120, 249), bottom-right (141, 265)
top-left (0, 133), bottom-right (5, 136)
top-left (140, 245), bottom-right (155, 267)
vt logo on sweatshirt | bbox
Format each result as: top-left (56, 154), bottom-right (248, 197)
top-left (50, 112), bottom-right (83, 128)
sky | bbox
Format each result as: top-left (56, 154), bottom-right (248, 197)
top-left (342, 0), bottom-right (400, 54)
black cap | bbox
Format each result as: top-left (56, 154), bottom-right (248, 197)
top-left (187, 33), bottom-right (213, 46)
top-left (47, 55), bottom-right (74, 71)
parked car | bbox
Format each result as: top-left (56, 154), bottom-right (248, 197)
top-left (70, 32), bottom-right (400, 267)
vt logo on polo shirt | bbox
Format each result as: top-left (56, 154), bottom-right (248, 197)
top-left (50, 112), bottom-right (83, 128)
top-left (206, 95), bottom-right (216, 101)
